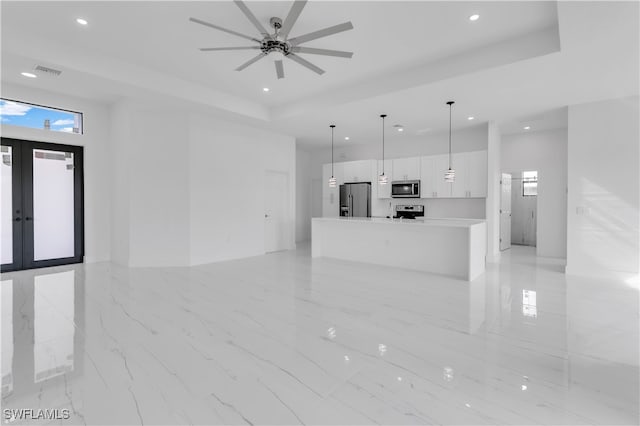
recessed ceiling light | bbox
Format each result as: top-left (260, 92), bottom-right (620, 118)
top-left (469, 14), bottom-right (480, 21)
top-left (468, 116), bottom-right (475, 120)
top-left (76, 18), bottom-right (88, 25)
top-left (21, 72), bottom-right (37, 78)
top-left (263, 87), bottom-right (270, 92)
top-left (524, 126), bottom-right (531, 130)
top-left (344, 136), bottom-right (350, 140)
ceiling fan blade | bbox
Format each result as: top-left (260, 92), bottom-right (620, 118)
top-left (291, 46), bottom-right (353, 58)
top-left (288, 21), bottom-right (353, 45)
top-left (235, 53), bottom-right (267, 71)
top-left (233, 0), bottom-right (270, 36)
top-left (275, 60), bottom-right (285, 79)
top-left (189, 17), bottom-right (260, 43)
top-left (200, 46), bottom-right (260, 51)
top-left (279, 0), bottom-right (307, 39)
top-left (287, 53), bottom-right (324, 75)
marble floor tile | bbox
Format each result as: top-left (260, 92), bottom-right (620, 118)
top-left (1, 245), bottom-right (638, 425)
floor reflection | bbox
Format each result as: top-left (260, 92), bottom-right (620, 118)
top-left (0, 246), bottom-right (637, 425)
top-left (2, 279), bottom-right (13, 398)
top-left (1, 265), bottom-right (84, 420)
top-left (34, 271), bottom-right (75, 383)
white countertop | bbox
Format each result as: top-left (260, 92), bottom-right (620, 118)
top-left (312, 216), bottom-right (485, 228)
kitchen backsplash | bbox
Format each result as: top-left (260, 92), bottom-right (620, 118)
top-left (371, 197), bottom-right (486, 219)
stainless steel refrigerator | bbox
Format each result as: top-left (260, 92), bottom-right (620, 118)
top-left (339, 183), bottom-right (371, 217)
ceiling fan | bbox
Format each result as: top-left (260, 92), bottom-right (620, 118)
top-left (189, 0), bottom-right (354, 79)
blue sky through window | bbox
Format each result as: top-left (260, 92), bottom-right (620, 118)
top-left (0, 99), bottom-right (82, 133)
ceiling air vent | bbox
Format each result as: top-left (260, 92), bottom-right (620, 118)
top-left (33, 65), bottom-right (62, 77)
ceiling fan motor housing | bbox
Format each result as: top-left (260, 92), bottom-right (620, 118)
top-left (261, 39), bottom-right (291, 55)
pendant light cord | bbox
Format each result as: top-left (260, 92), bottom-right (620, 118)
top-left (447, 101), bottom-right (454, 169)
top-left (380, 114), bottom-right (387, 174)
top-left (330, 124), bottom-right (335, 177)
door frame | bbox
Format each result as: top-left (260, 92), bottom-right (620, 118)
top-left (1, 137), bottom-right (84, 272)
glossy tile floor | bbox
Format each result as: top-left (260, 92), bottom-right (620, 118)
top-left (1, 245), bottom-right (638, 425)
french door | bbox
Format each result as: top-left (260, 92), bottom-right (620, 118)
top-left (1, 138), bottom-right (84, 272)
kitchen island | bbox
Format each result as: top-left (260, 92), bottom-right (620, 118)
top-left (312, 217), bottom-right (486, 281)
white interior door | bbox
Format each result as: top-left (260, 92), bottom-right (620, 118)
top-left (264, 171), bottom-right (289, 253)
top-left (500, 173), bottom-right (512, 251)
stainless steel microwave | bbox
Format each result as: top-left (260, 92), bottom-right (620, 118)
top-left (391, 180), bottom-right (421, 198)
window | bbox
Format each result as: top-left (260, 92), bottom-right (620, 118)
top-left (0, 99), bottom-right (83, 134)
top-left (522, 170), bottom-right (537, 196)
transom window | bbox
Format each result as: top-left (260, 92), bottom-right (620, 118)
top-left (0, 99), bottom-right (83, 134)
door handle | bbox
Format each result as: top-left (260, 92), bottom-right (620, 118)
top-left (14, 217), bottom-right (21, 222)
top-left (25, 217), bottom-right (32, 221)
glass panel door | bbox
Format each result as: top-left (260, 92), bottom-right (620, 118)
top-left (32, 149), bottom-right (75, 261)
top-left (1, 146), bottom-right (14, 264)
top-left (0, 138), bottom-right (83, 272)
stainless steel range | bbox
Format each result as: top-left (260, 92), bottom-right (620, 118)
top-left (394, 204), bottom-right (425, 219)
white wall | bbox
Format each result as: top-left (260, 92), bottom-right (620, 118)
top-left (567, 96), bottom-right (639, 276)
top-left (128, 110), bottom-right (191, 267)
top-left (502, 128), bottom-right (568, 258)
top-left (189, 114), bottom-right (296, 265)
top-left (310, 125), bottom-right (488, 174)
top-left (109, 100), bottom-right (131, 265)
top-left (0, 83), bottom-right (111, 263)
top-left (296, 147), bottom-right (312, 243)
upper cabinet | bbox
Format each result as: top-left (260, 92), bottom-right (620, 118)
top-left (323, 150), bottom-right (486, 204)
top-left (421, 151), bottom-right (486, 198)
top-left (391, 157), bottom-right (421, 181)
top-left (342, 160), bottom-right (374, 183)
top-left (467, 150), bottom-right (487, 197)
top-left (376, 159), bottom-right (393, 199)
top-left (420, 154), bottom-right (451, 198)
top-left (450, 151), bottom-right (487, 198)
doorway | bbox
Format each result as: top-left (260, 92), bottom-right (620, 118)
top-left (510, 171), bottom-right (537, 247)
top-left (264, 170), bottom-right (289, 253)
top-left (1, 138), bottom-right (84, 272)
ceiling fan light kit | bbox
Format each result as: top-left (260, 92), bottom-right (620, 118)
top-left (191, 0), bottom-right (354, 79)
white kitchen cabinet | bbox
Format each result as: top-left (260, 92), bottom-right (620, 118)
top-left (450, 153), bottom-right (469, 198)
top-left (376, 159), bottom-right (393, 199)
top-left (322, 163), bottom-right (343, 217)
top-left (450, 151), bottom-right (487, 198)
top-left (391, 157), bottom-right (421, 181)
top-left (467, 150), bottom-right (487, 197)
top-left (420, 154), bottom-right (451, 198)
top-left (342, 160), bottom-right (374, 183)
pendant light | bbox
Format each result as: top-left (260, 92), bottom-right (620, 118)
top-left (379, 114), bottom-right (388, 185)
top-left (328, 124), bottom-right (337, 187)
top-left (445, 101), bottom-right (455, 182)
